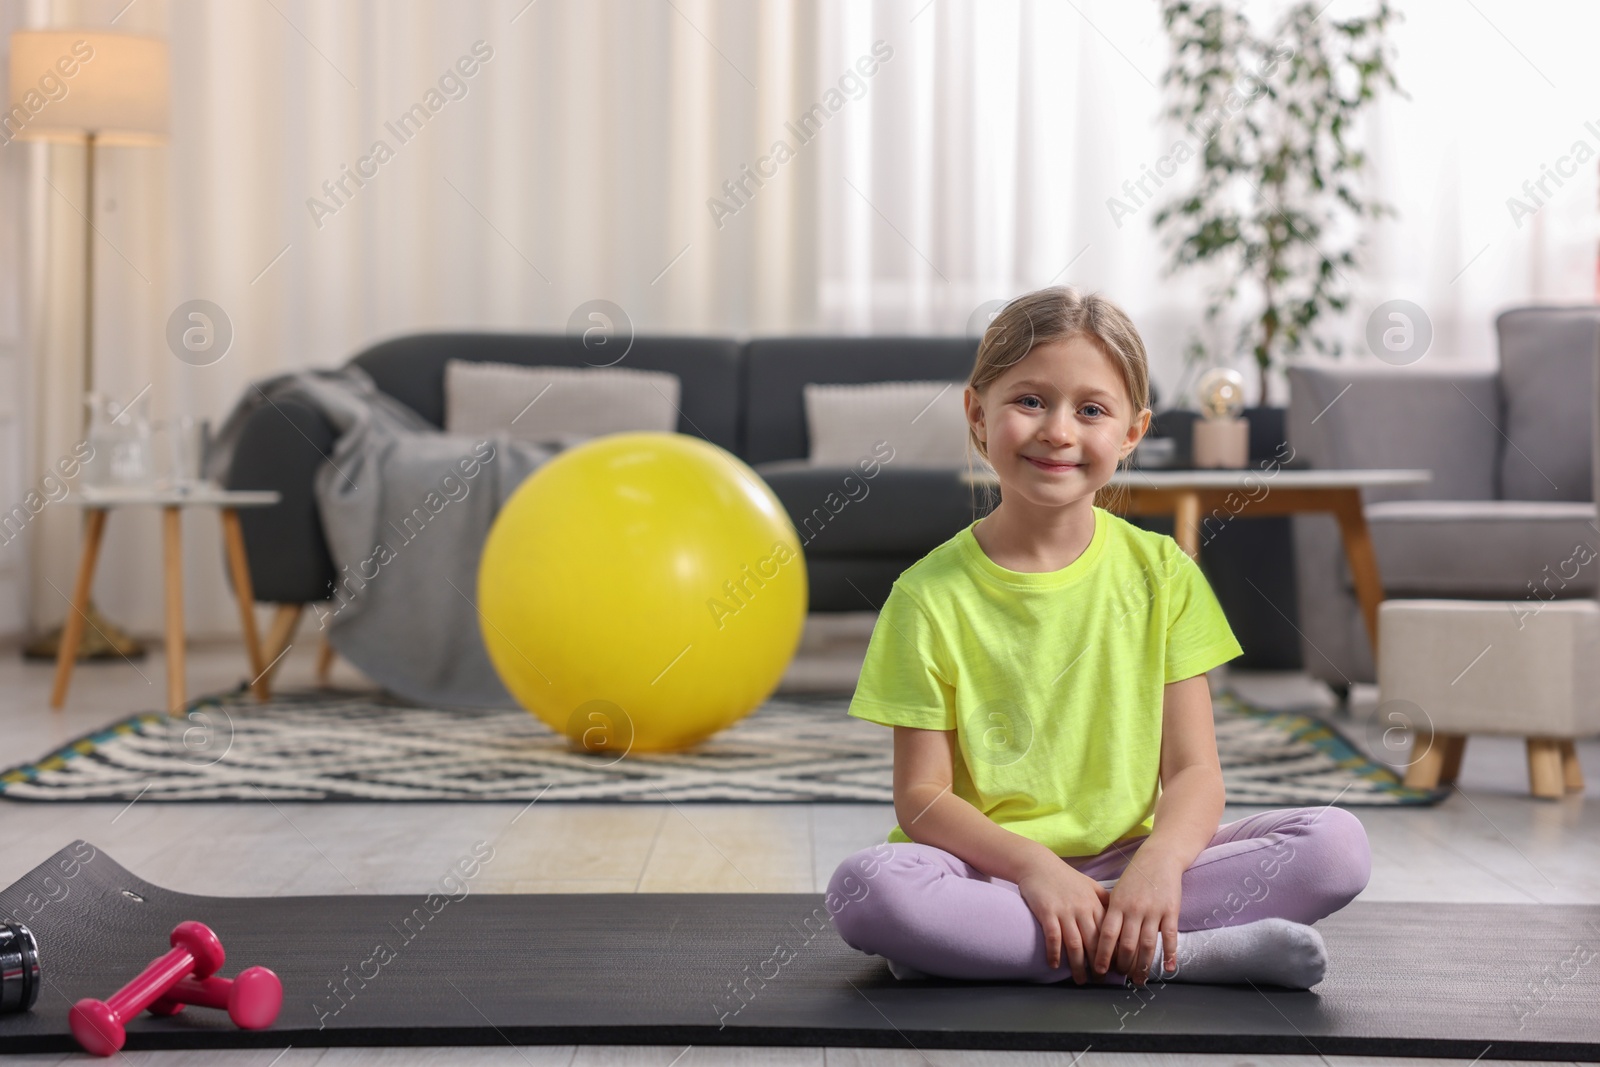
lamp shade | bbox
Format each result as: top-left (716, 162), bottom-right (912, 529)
top-left (6, 31), bottom-right (168, 145)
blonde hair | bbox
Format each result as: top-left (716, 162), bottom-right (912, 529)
top-left (965, 285), bottom-right (1151, 512)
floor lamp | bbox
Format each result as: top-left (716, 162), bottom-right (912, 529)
top-left (8, 30), bottom-right (169, 661)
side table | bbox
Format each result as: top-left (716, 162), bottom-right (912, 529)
top-left (50, 485), bottom-right (282, 715)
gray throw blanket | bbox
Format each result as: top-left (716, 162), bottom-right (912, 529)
top-left (206, 367), bottom-right (583, 707)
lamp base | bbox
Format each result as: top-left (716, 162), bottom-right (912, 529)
top-left (1192, 417), bottom-right (1250, 468)
top-left (22, 601), bottom-right (148, 661)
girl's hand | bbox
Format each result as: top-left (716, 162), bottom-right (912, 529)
top-left (1093, 854), bottom-right (1183, 985)
top-left (1014, 854), bottom-right (1111, 986)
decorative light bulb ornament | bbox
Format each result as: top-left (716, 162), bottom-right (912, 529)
top-left (1191, 367), bottom-right (1249, 468)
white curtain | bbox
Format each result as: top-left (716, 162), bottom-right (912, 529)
top-left (9, 0), bottom-right (1599, 639)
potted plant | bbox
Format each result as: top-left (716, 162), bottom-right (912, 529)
top-left (1145, 0), bottom-right (1404, 670)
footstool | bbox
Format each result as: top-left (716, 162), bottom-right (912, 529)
top-left (1376, 598), bottom-right (1598, 799)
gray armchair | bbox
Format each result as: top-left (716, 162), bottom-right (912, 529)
top-left (1285, 305), bottom-right (1600, 693)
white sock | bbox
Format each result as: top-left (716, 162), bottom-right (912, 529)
top-left (1150, 917), bottom-right (1328, 989)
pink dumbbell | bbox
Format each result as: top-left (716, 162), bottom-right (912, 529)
top-left (69, 921), bottom-right (226, 1057)
top-left (148, 966), bottom-right (283, 1029)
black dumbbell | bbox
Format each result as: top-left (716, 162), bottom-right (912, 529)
top-left (0, 922), bottom-right (41, 1014)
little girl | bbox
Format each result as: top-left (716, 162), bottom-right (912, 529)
top-left (829, 286), bottom-right (1370, 989)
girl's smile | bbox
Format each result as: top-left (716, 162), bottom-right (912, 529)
top-left (1025, 456), bottom-right (1081, 473)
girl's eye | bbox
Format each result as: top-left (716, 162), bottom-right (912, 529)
top-left (1018, 396), bottom-right (1043, 410)
top-left (1081, 403), bottom-right (1105, 418)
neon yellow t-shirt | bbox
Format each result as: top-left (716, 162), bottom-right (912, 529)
top-left (847, 506), bottom-right (1243, 859)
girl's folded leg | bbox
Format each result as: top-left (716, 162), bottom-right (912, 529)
top-left (1068, 805), bottom-right (1371, 930)
top-left (828, 808), bottom-right (1368, 987)
top-left (1061, 806), bottom-right (1372, 988)
top-left (1178, 805), bottom-right (1372, 930)
top-left (827, 842), bottom-right (1127, 984)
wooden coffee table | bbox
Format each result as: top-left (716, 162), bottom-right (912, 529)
top-left (961, 466), bottom-right (1432, 656)
top-left (50, 484), bottom-right (281, 715)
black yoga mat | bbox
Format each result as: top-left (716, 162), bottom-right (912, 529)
top-left (2, 841), bottom-right (1597, 1059)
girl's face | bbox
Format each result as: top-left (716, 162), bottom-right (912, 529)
top-left (964, 334), bottom-right (1151, 507)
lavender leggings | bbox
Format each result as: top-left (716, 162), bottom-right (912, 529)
top-left (828, 806), bottom-right (1371, 983)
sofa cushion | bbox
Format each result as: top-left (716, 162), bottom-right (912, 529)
top-left (347, 333), bottom-right (742, 453)
top-left (1347, 499), bottom-right (1599, 597)
top-left (1495, 306), bottom-right (1600, 503)
top-left (443, 360), bottom-right (680, 442)
top-left (743, 338), bottom-right (980, 464)
top-left (753, 459), bottom-right (995, 557)
top-left (802, 380), bottom-right (969, 467)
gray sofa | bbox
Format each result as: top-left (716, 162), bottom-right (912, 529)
top-left (1286, 305), bottom-right (1600, 693)
top-left (222, 332), bottom-right (994, 615)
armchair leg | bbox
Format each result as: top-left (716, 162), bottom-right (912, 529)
top-left (1527, 738), bottom-right (1566, 800)
top-left (1436, 733), bottom-right (1467, 786)
top-left (256, 604), bottom-right (304, 701)
top-left (1403, 730), bottom-right (1446, 789)
top-left (1558, 739), bottom-right (1585, 793)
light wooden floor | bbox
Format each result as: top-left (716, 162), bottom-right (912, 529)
top-left (2, 612), bottom-right (1595, 1066)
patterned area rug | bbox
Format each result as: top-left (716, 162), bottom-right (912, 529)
top-left (0, 686), bottom-right (1449, 805)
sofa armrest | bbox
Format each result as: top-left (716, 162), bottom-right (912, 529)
top-left (221, 397), bottom-right (338, 604)
top-left (1286, 362), bottom-right (1502, 503)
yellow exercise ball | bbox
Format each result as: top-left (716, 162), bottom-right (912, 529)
top-left (478, 431), bottom-right (808, 753)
